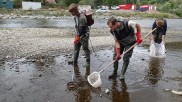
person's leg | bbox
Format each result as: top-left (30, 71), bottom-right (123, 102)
top-left (120, 45), bottom-right (134, 80)
top-left (74, 64), bottom-right (81, 78)
top-left (108, 51), bottom-right (118, 79)
top-left (85, 65), bottom-right (90, 78)
top-left (74, 42), bottom-right (81, 65)
top-left (109, 46), bottom-right (124, 79)
top-left (81, 36), bottom-right (90, 66)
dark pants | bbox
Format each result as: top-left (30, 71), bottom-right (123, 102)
top-left (74, 35), bottom-right (90, 64)
top-left (153, 28), bottom-right (163, 44)
top-left (113, 44), bottom-right (134, 69)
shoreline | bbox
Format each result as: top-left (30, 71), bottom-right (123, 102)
top-left (0, 27), bottom-right (181, 61)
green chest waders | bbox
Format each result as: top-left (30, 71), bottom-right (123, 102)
top-left (153, 28), bottom-right (163, 44)
top-left (109, 34), bottom-right (136, 79)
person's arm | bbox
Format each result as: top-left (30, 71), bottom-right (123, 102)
top-left (115, 39), bottom-right (121, 61)
top-left (111, 31), bottom-right (121, 61)
top-left (162, 20), bottom-right (167, 44)
top-left (128, 21), bottom-right (142, 44)
top-left (151, 21), bottom-right (156, 43)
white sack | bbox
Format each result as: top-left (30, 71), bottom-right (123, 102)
top-left (149, 42), bottom-right (166, 58)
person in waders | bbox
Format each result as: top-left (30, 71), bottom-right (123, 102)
top-left (107, 17), bottom-right (142, 80)
top-left (68, 3), bottom-right (90, 67)
top-left (151, 18), bottom-right (167, 44)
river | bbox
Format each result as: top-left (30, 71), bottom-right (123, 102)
top-left (0, 18), bottom-right (182, 29)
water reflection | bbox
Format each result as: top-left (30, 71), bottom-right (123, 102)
top-left (146, 57), bottom-right (165, 85)
top-left (111, 79), bottom-right (130, 102)
top-left (73, 64), bottom-right (81, 78)
top-left (72, 65), bottom-right (91, 102)
top-left (33, 56), bottom-right (55, 71)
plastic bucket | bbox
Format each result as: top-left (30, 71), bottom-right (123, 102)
top-left (87, 72), bottom-right (102, 88)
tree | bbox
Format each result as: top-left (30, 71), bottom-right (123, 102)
top-left (158, 1), bottom-right (172, 12)
top-left (79, 0), bottom-right (95, 8)
top-left (64, 0), bottom-right (79, 6)
top-left (103, 0), bottom-right (119, 7)
top-left (150, 0), bottom-right (158, 4)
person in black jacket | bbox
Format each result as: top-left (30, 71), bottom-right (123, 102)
top-left (107, 17), bottom-right (142, 80)
top-left (151, 18), bottom-right (167, 44)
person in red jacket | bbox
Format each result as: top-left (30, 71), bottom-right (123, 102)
top-left (107, 17), bottom-right (142, 80)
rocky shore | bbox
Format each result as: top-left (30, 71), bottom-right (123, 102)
top-left (0, 27), bottom-right (181, 61)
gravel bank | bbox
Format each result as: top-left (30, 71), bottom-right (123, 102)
top-left (0, 27), bottom-right (181, 60)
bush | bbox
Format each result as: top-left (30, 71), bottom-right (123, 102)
top-left (13, 0), bottom-right (22, 5)
top-left (158, 1), bottom-right (172, 12)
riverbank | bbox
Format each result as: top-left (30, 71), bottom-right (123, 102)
top-left (0, 28), bottom-right (182, 102)
top-left (0, 27), bottom-right (182, 61)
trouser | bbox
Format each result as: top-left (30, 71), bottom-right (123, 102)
top-left (74, 35), bottom-right (90, 64)
top-left (153, 33), bottom-right (162, 44)
top-left (153, 28), bottom-right (163, 44)
top-left (113, 44), bottom-right (134, 74)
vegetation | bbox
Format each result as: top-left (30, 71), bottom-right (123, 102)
top-left (5, 0), bottom-right (182, 18)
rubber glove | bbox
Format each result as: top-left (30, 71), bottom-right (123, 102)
top-left (74, 35), bottom-right (80, 45)
top-left (136, 32), bottom-right (142, 44)
top-left (115, 48), bottom-right (121, 61)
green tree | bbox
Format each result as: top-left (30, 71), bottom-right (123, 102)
top-left (125, 0), bottom-right (136, 4)
top-left (64, 0), bottom-right (79, 6)
top-left (103, 0), bottom-right (119, 7)
top-left (79, 0), bottom-right (94, 7)
top-left (150, 0), bottom-right (158, 4)
top-left (158, 1), bottom-right (172, 12)
top-left (94, 0), bottom-right (104, 8)
top-left (56, 0), bottom-right (67, 7)
top-left (139, 0), bottom-right (150, 5)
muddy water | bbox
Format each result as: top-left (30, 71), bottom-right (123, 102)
top-left (0, 44), bottom-right (182, 102)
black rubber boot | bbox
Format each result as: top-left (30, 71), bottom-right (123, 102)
top-left (85, 65), bottom-right (90, 78)
top-left (109, 56), bottom-right (119, 79)
top-left (108, 67), bottom-right (118, 79)
top-left (119, 63), bottom-right (129, 80)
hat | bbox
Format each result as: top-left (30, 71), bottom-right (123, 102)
top-left (68, 3), bottom-right (78, 12)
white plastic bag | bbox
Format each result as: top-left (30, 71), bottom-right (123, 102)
top-left (149, 42), bottom-right (166, 58)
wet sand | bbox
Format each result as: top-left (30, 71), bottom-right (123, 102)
top-left (0, 28), bottom-right (182, 102)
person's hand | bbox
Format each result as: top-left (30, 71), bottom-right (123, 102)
top-left (137, 37), bottom-right (142, 44)
top-left (151, 40), bottom-right (154, 44)
top-left (115, 48), bottom-right (121, 61)
top-left (150, 36), bottom-right (154, 44)
top-left (74, 35), bottom-right (80, 45)
top-left (136, 32), bottom-right (142, 44)
top-left (74, 40), bottom-right (79, 45)
top-left (162, 40), bottom-right (165, 44)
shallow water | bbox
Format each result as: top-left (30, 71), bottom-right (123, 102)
top-left (0, 19), bottom-right (182, 30)
top-left (0, 43), bottom-right (182, 102)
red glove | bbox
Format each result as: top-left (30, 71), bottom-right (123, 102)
top-left (115, 48), bottom-right (121, 61)
top-left (74, 35), bottom-right (80, 45)
top-left (136, 32), bottom-right (142, 44)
